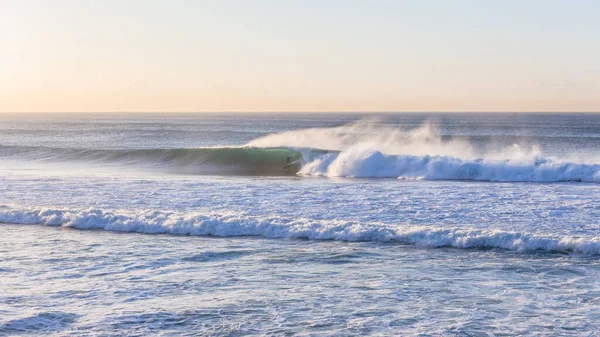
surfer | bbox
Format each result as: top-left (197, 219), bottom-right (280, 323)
top-left (286, 156), bottom-right (292, 164)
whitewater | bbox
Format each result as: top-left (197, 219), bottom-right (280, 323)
top-left (2, 113), bottom-right (600, 335)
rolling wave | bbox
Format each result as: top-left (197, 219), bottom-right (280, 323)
top-left (0, 145), bottom-right (308, 176)
top-left (2, 206), bottom-right (600, 255)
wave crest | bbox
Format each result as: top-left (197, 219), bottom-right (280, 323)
top-left (2, 206), bottom-right (600, 255)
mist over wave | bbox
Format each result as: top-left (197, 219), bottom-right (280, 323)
top-left (2, 205), bottom-right (600, 255)
top-left (249, 119), bottom-right (600, 182)
top-left (248, 118), bottom-right (476, 158)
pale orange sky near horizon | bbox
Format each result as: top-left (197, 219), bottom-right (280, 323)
top-left (2, 0), bottom-right (600, 113)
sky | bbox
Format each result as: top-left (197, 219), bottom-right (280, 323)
top-left (1, 0), bottom-right (599, 113)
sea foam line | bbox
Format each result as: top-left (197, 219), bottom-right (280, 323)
top-left (1, 206), bottom-right (599, 255)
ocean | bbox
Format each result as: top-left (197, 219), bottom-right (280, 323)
top-left (1, 113), bottom-right (600, 336)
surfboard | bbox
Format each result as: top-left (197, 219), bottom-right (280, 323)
top-left (283, 160), bottom-right (300, 170)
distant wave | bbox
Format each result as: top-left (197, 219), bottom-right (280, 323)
top-left (2, 206), bottom-right (600, 255)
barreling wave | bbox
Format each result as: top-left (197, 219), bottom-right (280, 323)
top-left (2, 144), bottom-right (600, 182)
top-left (2, 119), bottom-right (600, 181)
top-left (2, 205), bottom-right (600, 255)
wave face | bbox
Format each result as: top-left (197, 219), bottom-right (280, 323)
top-left (0, 145), bottom-right (305, 176)
top-left (2, 206), bottom-right (600, 255)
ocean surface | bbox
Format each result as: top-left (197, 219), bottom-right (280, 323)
top-left (1, 113), bottom-right (600, 336)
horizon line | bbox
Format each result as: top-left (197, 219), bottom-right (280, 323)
top-left (1, 111), bottom-right (600, 115)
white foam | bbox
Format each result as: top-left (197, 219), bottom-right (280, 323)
top-left (299, 149), bottom-right (600, 182)
top-left (2, 206), bottom-right (600, 255)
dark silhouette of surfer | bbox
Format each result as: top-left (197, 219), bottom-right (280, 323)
top-left (285, 156), bottom-right (292, 164)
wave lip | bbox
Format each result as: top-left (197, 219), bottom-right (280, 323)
top-left (2, 206), bottom-right (600, 255)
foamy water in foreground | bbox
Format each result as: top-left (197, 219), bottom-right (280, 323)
top-left (1, 113), bottom-right (600, 335)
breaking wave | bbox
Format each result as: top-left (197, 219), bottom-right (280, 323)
top-left (2, 206), bottom-right (600, 255)
top-left (298, 150), bottom-right (600, 182)
top-left (250, 119), bottom-right (600, 182)
top-left (2, 119), bottom-right (599, 181)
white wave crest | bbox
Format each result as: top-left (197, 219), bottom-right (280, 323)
top-left (299, 148), bottom-right (600, 181)
top-left (2, 206), bottom-right (600, 255)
